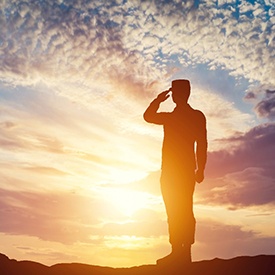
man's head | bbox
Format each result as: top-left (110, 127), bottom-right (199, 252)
top-left (171, 79), bottom-right (191, 104)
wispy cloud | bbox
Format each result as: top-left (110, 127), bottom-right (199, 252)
top-left (0, 187), bottom-right (112, 244)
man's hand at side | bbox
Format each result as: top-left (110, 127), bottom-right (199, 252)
top-left (195, 169), bottom-right (204, 183)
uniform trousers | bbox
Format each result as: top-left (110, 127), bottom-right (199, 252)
top-left (160, 168), bottom-right (196, 247)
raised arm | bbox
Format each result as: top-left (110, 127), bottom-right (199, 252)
top-left (195, 112), bottom-right (208, 183)
top-left (143, 90), bottom-right (170, 125)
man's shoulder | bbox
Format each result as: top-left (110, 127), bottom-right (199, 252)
top-left (171, 105), bottom-right (206, 122)
top-left (189, 106), bottom-right (206, 119)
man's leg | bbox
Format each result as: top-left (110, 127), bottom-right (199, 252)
top-left (159, 170), bottom-right (196, 264)
top-left (180, 173), bottom-right (196, 264)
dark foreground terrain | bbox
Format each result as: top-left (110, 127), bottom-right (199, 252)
top-left (1, 253), bottom-right (275, 275)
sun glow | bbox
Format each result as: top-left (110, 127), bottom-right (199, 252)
top-left (107, 168), bottom-right (147, 185)
top-left (104, 235), bottom-right (146, 249)
top-left (105, 188), bottom-right (152, 217)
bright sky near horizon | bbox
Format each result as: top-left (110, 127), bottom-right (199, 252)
top-left (0, 0), bottom-right (275, 268)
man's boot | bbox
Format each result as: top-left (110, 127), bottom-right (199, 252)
top-left (182, 244), bottom-right (192, 264)
top-left (156, 244), bottom-right (182, 266)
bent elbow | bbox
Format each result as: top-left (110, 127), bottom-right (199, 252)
top-left (143, 111), bottom-right (151, 123)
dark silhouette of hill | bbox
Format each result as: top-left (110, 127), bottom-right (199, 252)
top-left (1, 252), bottom-right (275, 275)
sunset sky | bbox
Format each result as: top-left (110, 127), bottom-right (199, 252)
top-left (0, 0), bottom-right (275, 268)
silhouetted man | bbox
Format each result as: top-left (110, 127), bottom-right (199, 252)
top-left (144, 79), bottom-right (207, 266)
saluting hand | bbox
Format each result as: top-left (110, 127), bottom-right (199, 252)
top-left (156, 89), bottom-right (171, 102)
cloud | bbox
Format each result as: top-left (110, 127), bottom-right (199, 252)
top-left (94, 209), bottom-right (167, 238)
top-left (0, 85), bottom-right (150, 182)
top-left (1, 0), bottom-right (274, 106)
top-left (198, 123), bottom-right (275, 208)
top-left (0, 86), bottom-right (67, 151)
top-left (17, 248), bottom-right (78, 263)
top-left (198, 167), bottom-right (275, 209)
top-left (255, 89), bottom-right (275, 120)
top-left (0, 183), bottom-right (169, 249)
top-left (0, 187), bottom-right (117, 244)
top-left (244, 84), bottom-right (275, 120)
top-left (196, 219), bottom-right (255, 244)
top-left (189, 86), bottom-right (253, 150)
top-left (207, 123), bottom-right (275, 176)
top-left (0, 0), bottom-right (163, 100)
top-left (194, 218), bottom-right (275, 260)
top-left (244, 91), bottom-right (257, 100)
top-left (23, 166), bottom-right (68, 176)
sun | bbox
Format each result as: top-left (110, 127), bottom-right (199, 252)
top-left (105, 187), bottom-right (151, 217)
